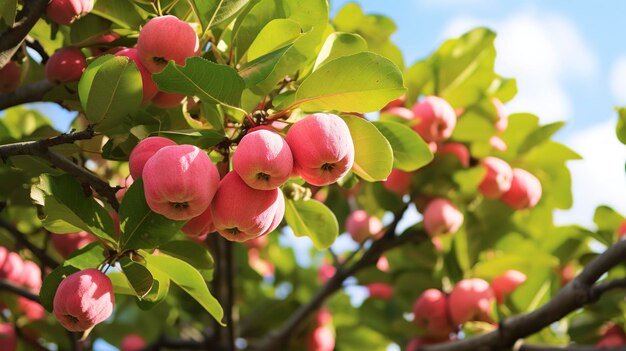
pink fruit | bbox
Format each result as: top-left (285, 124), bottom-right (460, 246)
top-left (143, 144), bottom-right (219, 220)
top-left (413, 289), bottom-right (455, 338)
top-left (491, 270), bottom-right (527, 304)
top-left (21, 260), bottom-right (42, 293)
top-left (500, 168), bottom-right (542, 209)
top-left (53, 268), bottom-right (114, 332)
top-left (116, 175), bottom-right (134, 202)
top-left (152, 92), bottom-right (185, 108)
top-left (45, 47), bottom-right (87, 83)
top-left (182, 206), bottom-right (215, 239)
top-left (136, 16), bottom-right (199, 73)
top-left (412, 96), bottom-right (457, 142)
top-left (376, 256), bottom-right (389, 272)
top-left (286, 113), bottom-right (355, 186)
top-left (121, 334), bottom-right (146, 351)
top-left (448, 278), bottom-right (495, 325)
top-left (382, 96), bottom-right (406, 110)
top-left (597, 324), bottom-right (626, 348)
top-left (0, 323), bottom-right (16, 351)
top-left (46, 0), bottom-right (94, 25)
top-left (210, 172), bottom-right (284, 242)
top-left (248, 248), bottom-right (274, 278)
top-left (51, 231), bottom-right (96, 258)
top-left (438, 143), bottom-right (470, 168)
top-left (0, 251), bottom-right (24, 284)
top-left (0, 61), bottom-right (20, 92)
top-left (233, 129), bottom-right (293, 190)
top-left (367, 282), bottom-right (393, 300)
top-left (383, 169), bottom-right (412, 196)
top-left (308, 310), bottom-right (335, 351)
top-left (617, 221), bottom-right (626, 239)
top-left (489, 135), bottom-right (507, 151)
top-left (423, 198), bottom-right (463, 236)
top-left (318, 264), bottom-right (335, 284)
top-left (129, 137), bottom-right (177, 179)
top-left (115, 48), bottom-right (159, 103)
top-left (381, 107), bottom-right (414, 120)
top-left (559, 263), bottom-right (575, 287)
top-left (492, 98), bottom-right (508, 132)
top-left (18, 297), bottom-right (46, 320)
top-left (345, 210), bottom-right (383, 243)
top-left (478, 157), bottom-right (513, 199)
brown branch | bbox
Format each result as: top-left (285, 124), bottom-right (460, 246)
top-left (518, 344), bottom-right (626, 351)
top-left (0, 0), bottom-right (50, 68)
top-left (0, 216), bottom-right (58, 268)
top-left (0, 79), bottom-right (55, 111)
top-left (255, 205), bottom-right (425, 350)
top-left (0, 278), bottom-right (40, 303)
top-left (0, 127), bottom-right (120, 210)
top-left (419, 239), bottom-right (626, 351)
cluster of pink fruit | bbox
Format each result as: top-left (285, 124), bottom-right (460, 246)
top-left (381, 95), bottom-right (543, 237)
top-left (307, 309), bottom-right (335, 351)
top-left (408, 270), bottom-right (526, 348)
top-left (129, 112), bottom-right (354, 243)
top-left (0, 247), bottom-right (45, 321)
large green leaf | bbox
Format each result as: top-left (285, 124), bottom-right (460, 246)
top-left (246, 19), bottom-right (302, 61)
top-left (31, 174), bottom-right (117, 244)
top-left (284, 199), bottom-right (339, 250)
top-left (145, 253), bottom-right (224, 324)
top-left (372, 121), bottom-right (433, 172)
top-left (615, 107), bottom-right (626, 145)
top-left (342, 115), bottom-right (393, 182)
top-left (92, 0), bottom-right (146, 29)
top-left (191, 0), bottom-right (250, 32)
top-left (154, 129), bottom-right (224, 149)
top-left (78, 55), bottom-right (143, 133)
top-left (118, 178), bottom-right (185, 251)
top-left (313, 32), bottom-right (368, 70)
top-left (159, 241), bottom-right (215, 271)
top-left (293, 52), bottom-right (405, 113)
top-left (239, 44), bottom-right (293, 89)
top-left (0, 0), bottom-right (17, 26)
top-left (152, 57), bottom-right (245, 108)
top-left (120, 257), bottom-right (154, 298)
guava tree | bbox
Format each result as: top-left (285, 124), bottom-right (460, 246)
top-left (0, 0), bottom-right (625, 350)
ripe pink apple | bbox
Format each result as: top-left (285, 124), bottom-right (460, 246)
top-left (438, 143), bottom-right (470, 168)
top-left (376, 256), bottom-right (390, 272)
top-left (121, 334), bottom-right (146, 351)
top-left (51, 231), bottom-right (96, 258)
top-left (0, 61), bottom-right (20, 92)
top-left (492, 98), bottom-right (508, 132)
top-left (448, 278), bottom-right (495, 326)
top-left (46, 0), bottom-right (94, 25)
top-left (489, 135), bottom-right (507, 151)
top-left (413, 289), bottom-right (455, 338)
top-left (136, 16), bottom-right (199, 73)
top-left (45, 47), bottom-right (86, 83)
top-left (210, 172), bottom-right (284, 242)
top-left (597, 324), bottom-right (626, 348)
top-left (128, 136), bottom-right (177, 179)
top-left (478, 157), bottom-right (513, 199)
top-left (286, 113), bottom-right (355, 186)
top-left (143, 144), bottom-right (219, 220)
top-left (500, 168), bottom-right (542, 209)
top-left (115, 48), bottom-right (158, 103)
top-left (18, 297), bottom-right (46, 321)
top-left (382, 95), bottom-right (406, 110)
top-left (152, 92), bottom-right (185, 108)
top-left (181, 206), bottom-right (215, 240)
top-left (0, 251), bottom-right (24, 284)
top-left (412, 96), bottom-right (457, 142)
top-left (318, 263), bottom-right (336, 284)
top-left (233, 129), bottom-right (293, 190)
top-left (53, 268), bottom-right (114, 332)
top-left (423, 198), bottom-right (463, 236)
top-left (0, 323), bottom-right (16, 351)
top-left (491, 270), bottom-right (527, 304)
top-left (383, 169), bottom-right (413, 196)
top-left (367, 282), bottom-right (393, 300)
top-left (381, 107), bottom-right (414, 120)
top-left (21, 260), bottom-right (42, 293)
top-left (345, 210), bottom-right (383, 243)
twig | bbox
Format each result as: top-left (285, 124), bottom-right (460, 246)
top-left (0, 0), bottom-right (50, 68)
top-left (0, 217), bottom-right (58, 268)
top-left (518, 344), bottom-right (626, 351)
top-left (0, 80), bottom-right (55, 111)
top-left (0, 278), bottom-right (40, 303)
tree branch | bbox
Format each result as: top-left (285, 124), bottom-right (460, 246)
top-left (518, 344), bottom-right (626, 351)
top-left (0, 127), bottom-right (120, 210)
top-left (0, 278), bottom-right (40, 303)
top-left (255, 205), bottom-right (426, 350)
top-left (419, 239), bottom-right (626, 351)
top-left (0, 216), bottom-right (58, 268)
top-left (0, 80), bottom-right (55, 111)
top-left (0, 0), bottom-right (50, 68)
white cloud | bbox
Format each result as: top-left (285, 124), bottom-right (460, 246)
top-left (554, 120), bottom-right (626, 227)
top-left (440, 9), bottom-right (598, 123)
top-left (609, 56), bottom-right (626, 104)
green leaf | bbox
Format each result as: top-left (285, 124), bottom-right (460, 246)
top-left (294, 52), bottom-right (405, 113)
top-left (247, 19), bottom-right (302, 61)
top-left (594, 205), bottom-right (625, 232)
top-left (0, 0), bottom-right (17, 26)
top-left (159, 241), bottom-right (215, 271)
top-left (92, 0), bottom-right (146, 29)
top-left (616, 107), bottom-right (626, 145)
top-left (452, 112), bottom-right (496, 142)
top-left (31, 174), bottom-right (116, 244)
top-left (40, 265), bottom-right (80, 312)
top-left (69, 14), bottom-right (112, 46)
top-left (284, 199), bottom-right (338, 249)
top-left (154, 129), bottom-right (224, 149)
top-left (152, 57), bottom-right (245, 108)
top-left (342, 115), bottom-right (393, 182)
top-left (239, 44), bottom-right (293, 90)
top-left (120, 257), bottom-right (154, 298)
top-left (145, 253), bottom-right (224, 324)
top-left (191, 0), bottom-right (250, 32)
top-left (313, 32), bottom-right (368, 70)
top-left (78, 55), bottom-right (142, 133)
top-left (139, 256), bottom-right (171, 309)
top-left (518, 121), bottom-right (565, 154)
top-left (119, 179), bottom-right (186, 251)
top-left (372, 121), bottom-right (433, 172)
